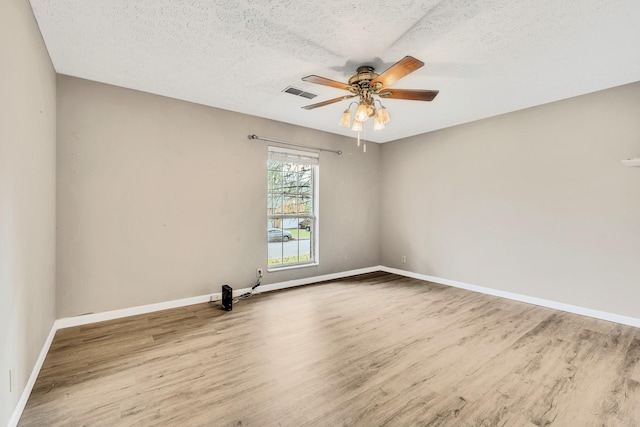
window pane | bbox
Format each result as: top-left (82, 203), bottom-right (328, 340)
top-left (267, 195), bottom-right (279, 214)
top-left (299, 198), bottom-right (312, 215)
top-left (267, 220), bottom-right (284, 266)
top-left (268, 163), bottom-right (282, 182)
top-left (299, 180), bottom-right (312, 197)
top-left (300, 167), bottom-right (312, 183)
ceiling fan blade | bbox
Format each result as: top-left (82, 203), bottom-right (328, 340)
top-left (378, 89), bottom-right (439, 101)
top-left (370, 56), bottom-right (424, 88)
top-left (302, 95), bottom-right (356, 110)
top-left (302, 75), bottom-right (353, 91)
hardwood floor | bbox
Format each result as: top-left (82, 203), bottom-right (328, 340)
top-left (19, 272), bottom-right (640, 426)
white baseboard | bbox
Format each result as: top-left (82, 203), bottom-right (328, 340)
top-left (55, 266), bottom-right (382, 330)
top-left (380, 266), bottom-right (640, 328)
top-left (60, 264), bottom-right (637, 330)
top-left (8, 324), bottom-right (57, 427)
top-left (233, 265), bottom-right (383, 297)
top-left (12, 264), bottom-right (639, 425)
top-left (55, 294), bottom-right (215, 330)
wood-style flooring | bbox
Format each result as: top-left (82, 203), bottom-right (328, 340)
top-left (19, 272), bottom-right (640, 426)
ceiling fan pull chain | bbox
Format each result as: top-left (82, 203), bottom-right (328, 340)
top-left (357, 131), bottom-right (361, 147)
top-left (361, 128), bottom-right (366, 152)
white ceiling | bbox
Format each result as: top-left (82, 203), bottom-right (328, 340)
top-left (30, 0), bottom-right (640, 143)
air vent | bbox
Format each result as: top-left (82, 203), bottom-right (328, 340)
top-left (284, 86), bottom-right (303, 96)
top-left (299, 91), bottom-right (317, 99)
top-left (283, 86), bottom-right (317, 99)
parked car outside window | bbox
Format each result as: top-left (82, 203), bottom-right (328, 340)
top-left (298, 219), bottom-right (311, 231)
top-left (268, 228), bottom-right (293, 242)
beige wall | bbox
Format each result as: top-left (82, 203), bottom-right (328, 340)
top-left (56, 76), bottom-right (380, 318)
top-left (381, 82), bottom-right (640, 318)
top-left (0, 0), bottom-right (57, 424)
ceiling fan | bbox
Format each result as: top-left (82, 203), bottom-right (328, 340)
top-left (300, 56), bottom-right (439, 138)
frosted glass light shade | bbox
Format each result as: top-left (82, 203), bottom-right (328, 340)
top-left (355, 103), bottom-right (369, 121)
top-left (366, 103), bottom-right (376, 118)
top-left (377, 106), bottom-right (390, 124)
top-left (339, 109), bottom-right (351, 127)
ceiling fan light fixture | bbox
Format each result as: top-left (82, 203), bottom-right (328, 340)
top-left (366, 102), bottom-right (376, 118)
top-left (355, 103), bottom-right (369, 122)
top-left (300, 56), bottom-right (438, 151)
top-left (373, 116), bottom-right (385, 131)
top-left (339, 108), bottom-right (351, 127)
top-left (377, 106), bottom-right (390, 124)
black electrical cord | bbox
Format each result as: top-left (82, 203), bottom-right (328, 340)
top-left (233, 278), bottom-right (261, 303)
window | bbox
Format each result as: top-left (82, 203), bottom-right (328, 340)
top-left (267, 146), bottom-right (318, 269)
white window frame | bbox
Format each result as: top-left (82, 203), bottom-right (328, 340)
top-left (267, 146), bottom-right (319, 271)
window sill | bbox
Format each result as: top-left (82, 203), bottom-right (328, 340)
top-left (268, 262), bottom-right (319, 273)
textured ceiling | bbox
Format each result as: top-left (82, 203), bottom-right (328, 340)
top-left (30, 0), bottom-right (640, 143)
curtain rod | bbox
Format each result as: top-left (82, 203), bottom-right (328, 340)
top-left (247, 134), bottom-right (342, 155)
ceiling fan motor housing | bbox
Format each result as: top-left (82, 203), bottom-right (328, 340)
top-left (349, 66), bottom-right (378, 86)
top-left (348, 66), bottom-right (378, 101)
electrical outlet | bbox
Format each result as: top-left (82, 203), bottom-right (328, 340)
top-left (401, 255), bottom-right (406, 264)
top-left (257, 268), bottom-right (263, 278)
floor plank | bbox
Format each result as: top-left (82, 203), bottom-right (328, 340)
top-left (19, 273), bottom-right (640, 426)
